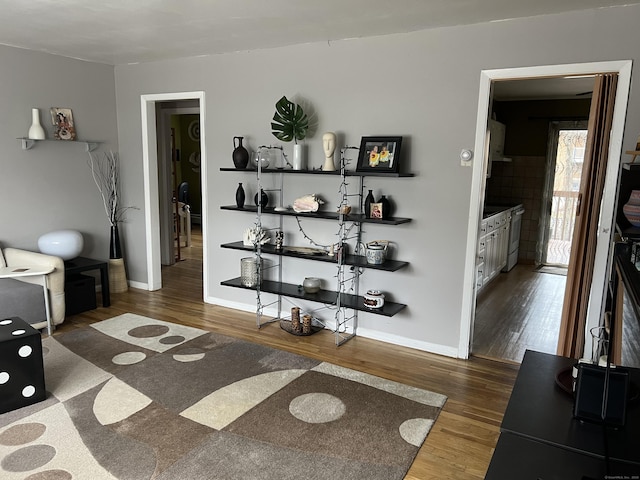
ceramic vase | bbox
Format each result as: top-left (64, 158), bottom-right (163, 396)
top-left (232, 136), bottom-right (249, 169)
top-left (254, 189), bottom-right (268, 208)
top-left (28, 108), bottom-right (45, 140)
top-left (110, 224), bottom-right (122, 259)
top-left (379, 195), bottom-right (391, 219)
top-left (235, 183), bottom-right (245, 208)
top-left (293, 144), bottom-right (305, 170)
top-left (623, 190), bottom-right (640, 227)
top-left (364, 190), bottom-right (375, 218)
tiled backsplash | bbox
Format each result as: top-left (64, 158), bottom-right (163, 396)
top-left (485, 155), bottom-right (547, 263)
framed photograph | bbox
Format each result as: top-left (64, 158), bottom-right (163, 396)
top-left (370, 202), bottom-right (383, 219)
top-left (50, 107), bottom-right (77, 141)
top-left (356, 136), bottom-right (402, 174)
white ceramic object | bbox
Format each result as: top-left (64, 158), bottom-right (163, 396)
top-left (302, 277), bottom-right (321, 293)
top-left (292, 144), bottom-right (305, 170)
top-left (37, 230), bottom-right (83, 260)
top-left (28, 108), bottom-right (46, 140)
top-left (322, 132), bottom-right (336, 171)
top-left (363, 290), bottom-right (385, 309)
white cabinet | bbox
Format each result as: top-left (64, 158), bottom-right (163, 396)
top-left (476, 209), bottom-right (512, 293)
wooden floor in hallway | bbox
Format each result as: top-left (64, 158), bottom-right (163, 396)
top-left (472, 264), bottom-right (566, 364)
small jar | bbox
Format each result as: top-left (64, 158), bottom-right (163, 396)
top-left (363, 290), bottom-right (385, 309)
top-left (302, 277), bottom-right (321, 293)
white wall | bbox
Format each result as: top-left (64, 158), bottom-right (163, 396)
top-left (113, 5), bottom-right (640, 356)
top-left (0, 46), bottom-right (120, 258)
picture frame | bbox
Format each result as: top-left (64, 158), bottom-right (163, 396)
top-left (370, 202), bottom-right (383, 219)
top-left (50, 107), bottom-right (77, 141)
top-left (356, 136), bottom-right (402, 174)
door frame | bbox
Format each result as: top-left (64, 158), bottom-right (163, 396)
top-left (458, 61), bottom-right (632, 359)
top-left (141, 91), bottom-right (207, 292)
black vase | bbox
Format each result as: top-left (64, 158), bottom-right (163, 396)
top-left (379, 195), bottom-right (391, 219)
top-left (232, 136), bottom-right (249, 169)
top-left (364, 190), bottom-right (375, 218)
top-left (254, 189), bottom-right (268, 208)
top-left (235, 183), bottom-right (245, 208)
top-left (110, 224), bottom-right (122, 259)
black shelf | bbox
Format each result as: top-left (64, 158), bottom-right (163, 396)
top-left (220, 205), bottom-right (412, 225)
top-left (220, 167), bottom-right (414, 177)
top-left (220, 241), bottom-right (409, 272)
top-left (221, 277), bottom-right (407, 317)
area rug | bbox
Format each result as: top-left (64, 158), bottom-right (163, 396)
top-left (0, 313), bottom-right (446, 480)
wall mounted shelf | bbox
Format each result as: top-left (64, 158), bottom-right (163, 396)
top-left (221, 278), bottom-right (407, 317)
top-left (220, 205), bottom-right (412, 225)
top-left (220, 167), bottom-right (414, 178)
top-left (221, 241), bottom-right (409, 272)
top-left (18, 138), bottom-right (101, 152)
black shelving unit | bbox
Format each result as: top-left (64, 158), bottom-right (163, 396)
top-left (221, 241), bottom-right (409, 272)
top-left (220, 205), bottom-right (412, 225)
top-left (221, 278), bottom-right (407, 317)
top-left (220, 151), bottom-right (414, 345)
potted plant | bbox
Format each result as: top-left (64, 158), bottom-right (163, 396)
top-left (271, 96), bottom-right (309, 170)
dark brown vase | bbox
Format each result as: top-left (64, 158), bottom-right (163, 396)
top-left (235, 183), bottom-right (245, 208)
top-left (254, 189), bottom-right (268, 208)
top-left (379, 195), bottom-right (391, 219)
top-left (232, 136), bottom-right (249, 169)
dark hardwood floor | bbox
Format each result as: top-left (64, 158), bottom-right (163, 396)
top-left (473, 263), bottom-right (640, 368)
top-left (472, 264), bottom-right (565, 364)
top-left (54, 227), bottom-right (519, 479)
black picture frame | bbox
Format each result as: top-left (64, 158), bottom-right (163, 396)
top-left (356, 136), bottom-right (402, 174)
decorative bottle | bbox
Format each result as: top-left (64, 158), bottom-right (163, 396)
top-left (28, 108), bottom-right (46, 140)
top-left (379, 195), bottom-right (391, 219)
top-left (254, 189), bottom-right (269, 208)
top-left (232, 136), bottom-right (249, 169)
top-left (235, 183), bottom-right (245, 208)
top-left (364, 190), bottom-right (375, 218)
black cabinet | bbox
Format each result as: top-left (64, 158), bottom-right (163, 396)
top-left (64, 274), bottom-right (97, 316)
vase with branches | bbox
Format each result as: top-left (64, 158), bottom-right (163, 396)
top-left (87, 151), bottom-right (136, 259)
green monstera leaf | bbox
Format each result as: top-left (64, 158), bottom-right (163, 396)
top-left (271, 96), bottom-right (309, 143)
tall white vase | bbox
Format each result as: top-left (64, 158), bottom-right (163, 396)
top-left (28, 108), bottom-right (46, 140)
top-left (292, 144), bottom-right (305, 170)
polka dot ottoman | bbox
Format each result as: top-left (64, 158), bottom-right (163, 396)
top-left (0, 317), bottom-right (46, 414)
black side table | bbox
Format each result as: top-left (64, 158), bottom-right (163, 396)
top-left (64, 257), bottom-right (110, 307)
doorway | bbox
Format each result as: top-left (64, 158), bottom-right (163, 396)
top-left (141, 91), bottom-right (208, 294)
top-left (539, 121), bottom-right (588, 268)
top-left (459, 61), bottom-right (632, 361)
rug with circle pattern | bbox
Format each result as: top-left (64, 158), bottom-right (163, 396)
top-left (0, 313), bottom-right (446, 479)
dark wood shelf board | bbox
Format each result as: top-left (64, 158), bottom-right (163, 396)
top-left (219, 167), bottom-right (414, 177)
top-left (221, 277), bottom-right (407, 317)
top-left (220, 205), bottom-right (412, 225)
top-left (220, 241), bottom-right (409, 272)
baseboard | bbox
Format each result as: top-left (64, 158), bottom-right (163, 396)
top-left (128, 280), bottom-right (149, 290)
top-left (206, 296), bottom-right (458, 358)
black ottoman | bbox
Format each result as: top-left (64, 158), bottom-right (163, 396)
top-left (0, 316), bottom-right (46, 414)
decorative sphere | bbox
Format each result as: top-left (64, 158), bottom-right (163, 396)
top-left (37, 230), bottom-right (83, 260)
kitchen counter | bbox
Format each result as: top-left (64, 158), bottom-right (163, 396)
top-left (483, 204), bottom-right (522, 218)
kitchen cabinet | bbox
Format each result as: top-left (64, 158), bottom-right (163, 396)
top-left (220, 155), bottom-right (413, 346)
top-left (476, 209), bottom-right (511, 293)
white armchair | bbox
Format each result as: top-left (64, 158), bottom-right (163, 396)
top-left (0, 247), bottom-right (65, 332)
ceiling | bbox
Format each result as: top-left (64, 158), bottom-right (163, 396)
top-left (0, 0), bottom-right (637, 66)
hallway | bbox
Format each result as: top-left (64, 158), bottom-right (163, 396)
top-left (472, 264), bottom-right (565, 363)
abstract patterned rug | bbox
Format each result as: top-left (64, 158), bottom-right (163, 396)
top-left (0, 313), bottom-right (446, 479)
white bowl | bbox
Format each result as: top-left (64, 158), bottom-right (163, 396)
top-left (38, 230), bottom-right (83, 260)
